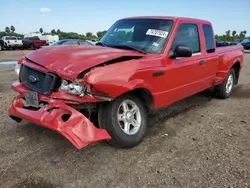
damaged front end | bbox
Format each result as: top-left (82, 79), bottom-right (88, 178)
top-left (8, 62), bottom-right (113, 149)
top-left (9, 94), bottom-right (111, 149)
top-left (8, 52), bottom-right (143, 149)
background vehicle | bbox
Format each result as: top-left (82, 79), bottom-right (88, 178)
top-left (1, 36), bottom-right (23, 50)
top-left (41, 39), bottom-right (93, 48)
top-left (236, 39), bottom-right (243, 43)
top-left (216, 40), bottom-right (230, 47)
top-left (0, 39), bottom-right (4, 51)
top-left (86, 39), bottom-right (99, 45)
top-left (9, 16), bottom-right (244, 150)
top-left (39, 35), bottom-right (59, 45)
top-left (24, 32), bottom-right (42, 38)
top-left (239, 38), bottom-right (250, 50)
top-left (229, 42), bottom-right (238, 46)
top-left (60, 36), bottom-right (80, 40)
top-left (22, 36), bottom-right (47, 49)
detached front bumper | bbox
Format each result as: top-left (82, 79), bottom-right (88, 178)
top-left (8, 95), bottom-right (111, 149)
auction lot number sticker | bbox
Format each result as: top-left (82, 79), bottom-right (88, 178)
top-left (146, 29), bottom-right (169, 38)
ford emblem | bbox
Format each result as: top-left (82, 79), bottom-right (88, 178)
top-left (28, 75), bottom-right (38, 83)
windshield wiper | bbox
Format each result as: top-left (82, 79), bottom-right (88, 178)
top-left (109, 44), bottom-right (147, 54)
top-left (96, 41), bottom-right (108, 47)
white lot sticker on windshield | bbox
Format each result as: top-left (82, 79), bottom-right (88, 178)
top-left (146, 29), bottom-right (169, 38)
top-left (152, 42), bottom-right (159, 47)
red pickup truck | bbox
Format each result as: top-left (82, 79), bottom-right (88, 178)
top-left (22, 36), bottom-right (47, 49)
top-left (9, 16), bottom-right (244, 149)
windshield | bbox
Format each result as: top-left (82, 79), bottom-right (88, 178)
top-left (99, 19), bottom-right (173, 54)
top-left (50, 40), bottom-right (68, 46)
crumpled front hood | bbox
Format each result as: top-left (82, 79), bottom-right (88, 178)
top-left (25, 45), bottom-right (143, 80)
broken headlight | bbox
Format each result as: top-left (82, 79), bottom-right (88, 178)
top-left (59, 80), bottom-right (85, 96)
top-left (15, 63), bottom-right (21, 75)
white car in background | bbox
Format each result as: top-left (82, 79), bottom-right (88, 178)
top-left (1, 36), bottom-right (23, 50)
top-left (39, 35), bottom-right (59, 45)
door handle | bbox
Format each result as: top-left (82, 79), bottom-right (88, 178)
top-left (199, 60), bottom-right (205, 65)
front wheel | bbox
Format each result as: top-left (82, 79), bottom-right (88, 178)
top-left (214, 69), bottom-right (236, 99)
top-left (98, 94), bottom-right (147, 148)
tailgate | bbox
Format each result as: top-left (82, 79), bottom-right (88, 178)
top-left (216, 45), bottom-right (244, 55)
top-left (16, 40), bottom-right (23, 45)
top-left (9, 40), bottom-right (22, 45)
top-left (8, 40), bottom-right (16, 45)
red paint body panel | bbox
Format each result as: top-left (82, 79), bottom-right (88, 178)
top-left (25, 45), bottom-right (144, 81)
top-left (9, 16), bottom-right (244, 149)
top-left (9, 95), bottom-right (111, 149)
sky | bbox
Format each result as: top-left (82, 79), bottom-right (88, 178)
top-left (1, 0), bottom-right (249, 36)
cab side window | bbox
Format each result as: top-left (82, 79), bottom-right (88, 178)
top-left (202, 24), bottom-right (215, 53)
top-left (171, 24), bottom-right (200, 54)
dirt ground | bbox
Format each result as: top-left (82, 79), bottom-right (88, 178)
top-left (0, 50), bottom-right (32, 62)
top-left (0, 51), bottom-right (250, 188)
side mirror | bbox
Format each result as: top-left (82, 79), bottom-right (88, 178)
top-left (169, 45), bottom-right (192, 58)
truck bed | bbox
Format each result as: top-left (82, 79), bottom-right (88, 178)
top-left (216, 45), bottom-right (244, 55)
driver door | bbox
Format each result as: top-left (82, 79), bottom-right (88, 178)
top-left (163, 22), bottom-right (205, 105)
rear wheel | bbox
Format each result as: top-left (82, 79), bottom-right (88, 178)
top-left (98, 94), bottom-right (147, 148)
top-left (214, 69), bottom-right (236, 99)
top-left (31, 45), bottom-right (36, 50)
top-left (4, 43), bottom-right (8, 50)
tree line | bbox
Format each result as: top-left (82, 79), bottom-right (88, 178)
top-left (0, 25), bottom-right (24, 38)
top-left (1, 25), bottom-right (249, 42)
top-left (215, 30), bottom-right (248, 42)
top-left (1, 26), bottom-right (107, 40)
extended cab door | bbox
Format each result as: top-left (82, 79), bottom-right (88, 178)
top-left (162, 21), bottom-right (205, 106)
top-left (199, 24), bottom-right (220, 88)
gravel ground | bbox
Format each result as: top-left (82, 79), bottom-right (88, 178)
top-left (0, 51), bottom-right (250, 188)
top-left (0, 50), bottom-right (32, 62)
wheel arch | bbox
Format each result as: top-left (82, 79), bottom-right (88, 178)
top-left (118, 88), bottom-right (154, 112)
top-left (231, 61), bottom-right (241, 84)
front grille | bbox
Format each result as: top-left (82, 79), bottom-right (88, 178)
top-left (20, 65), bottom-right (60, 95)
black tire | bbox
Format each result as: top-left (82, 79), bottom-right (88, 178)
top-left (214, 69), bottom-right (236, 99)
top-left (98, 94), bottom-right (147, 148)
top-left (30, 44), bottom-right (36, 50)
top-left (4, 43), bottom-right (8, 50)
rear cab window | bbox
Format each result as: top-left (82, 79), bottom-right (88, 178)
top-left (202, 24), bottom-right (215, 53)
top-left (171, 23), bottom-right (200, 55)
top-left (6, 37), bottom-right (17, 40)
